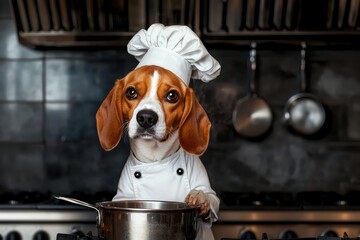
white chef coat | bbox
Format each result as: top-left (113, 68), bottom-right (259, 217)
top-left (113, 148), bottom-right (220, 240)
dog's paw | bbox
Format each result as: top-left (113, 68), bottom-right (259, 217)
top-left (184, 189), bottom-right (210, 217)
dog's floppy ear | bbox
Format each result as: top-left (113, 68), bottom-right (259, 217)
top-left (179, 88), bottom-right (211, 156)
top-left (96, 79), bottom-right (124, 151)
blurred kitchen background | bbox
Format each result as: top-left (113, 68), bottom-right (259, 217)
top-left (1, 0), bottom-right (359, 196)
top-left (1, 0), bottom-right (360, 239)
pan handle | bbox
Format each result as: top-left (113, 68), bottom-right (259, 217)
top-left (348, 0), bottom-right (360, 28)
top-left (53, 195), bottom-right (101, 226)
top-left (221, 0), bottom-right (229, 31)
top-left (249, 42), bottom-right (257, 95)
top-left (246, 0), bottom-right (256, 29)
top-left (273, 0), bottom-right (284, 29)
top-left (300, 42), bottom-right (307, 92)
top-left (326, 0), bottom-right (335, 29)
top-left (337, 0), bottom-right (347, 29)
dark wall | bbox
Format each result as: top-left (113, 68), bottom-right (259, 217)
top-left (0, 0), bottom-right (360, 196)
top-left (197, 49), bottom-right (360, 193)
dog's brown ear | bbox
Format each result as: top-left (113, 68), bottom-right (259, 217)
top-left (179, 88), bottom-right (211, 156)
top-left (96, 80), bottom-right (124, 151)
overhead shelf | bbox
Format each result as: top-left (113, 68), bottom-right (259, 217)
top-left (10, 0), bottom-right (199, 48)
top-left (9, 0), bottom-right (360, 48)
top-left (201, 0), bottom-right (360, 46)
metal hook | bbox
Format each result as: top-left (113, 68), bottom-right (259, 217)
top-left (249, 42), bottom-right (257, 94)
top-left (300, 42), bottom-right (307, 92)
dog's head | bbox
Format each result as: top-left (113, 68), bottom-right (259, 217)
top-left (96, 65), bottom-right (211, 156)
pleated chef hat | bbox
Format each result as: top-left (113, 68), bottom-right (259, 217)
top-left (127, 23), bottom-right (221, 85)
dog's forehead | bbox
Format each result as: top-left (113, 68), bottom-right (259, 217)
top-left (126, 66), bottom-right (186, 92)
top-left (124, 67), bottom-right (152, 86)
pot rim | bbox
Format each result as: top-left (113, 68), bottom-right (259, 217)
top-left (97, 200), bottom-right (199, 212)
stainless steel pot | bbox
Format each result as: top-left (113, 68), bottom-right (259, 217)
top-left (54, 196), bottom-right (198, 240)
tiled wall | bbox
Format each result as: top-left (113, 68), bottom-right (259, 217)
top-left (0, 0), bottom-right (360, 197)
top-left (0, 0), bottom-right (135, 194)
top-left (199, 49), bottom-right (360, 193)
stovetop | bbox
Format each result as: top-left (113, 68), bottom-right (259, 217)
top-left (220, 191), bottom-right (360, 210)
top-left (57, 232), bottom-right (100, 240)
top-left (221, 232), bottom-right (358, 240)
top-left (2, 191), bottom-right (360, 240)
top-left (0, 191), bottom-right (115, 209)
top-left (2, 190), bottom-right (360, 211)
top-left (56, 231), bottom-right (360, 240)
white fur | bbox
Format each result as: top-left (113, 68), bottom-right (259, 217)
top-left (130, 131), bottom-right (180, 163)
top-left (128, 70), bottom-right (179, 163)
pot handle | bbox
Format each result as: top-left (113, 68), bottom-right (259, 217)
top-left (53, 195), bottom-right (101, 226)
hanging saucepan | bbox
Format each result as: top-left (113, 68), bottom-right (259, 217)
top-left (54, 196), bottom-right (198, 240)
top-left (283, 43), bottom-right (326, 136)
top-left (232, 43), bottom-right (273, 139)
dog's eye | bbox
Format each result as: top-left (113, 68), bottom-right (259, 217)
top-left (125, 87), bottom-right (138, 100)
top-left (166, 90), bottom-right (179, 103)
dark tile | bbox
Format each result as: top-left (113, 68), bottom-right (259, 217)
top-left (0, 143), bottom-right (45, 191)
top-left (45, 103), bottom-right (100, 142)
top-left (0, 0), bottom-right (11, 18)
top-left (0, 103), bottom-right (43, 142)
top-left (194, 80), bottom-right (241, 135)
top-left (45, 59), bottom-right (136, 101)
top-left (208, 48), bottom-right (247, 89)
top-left (207, 49), bottom-right (299, 105)
top-left (0, 19), bottom-right (43, 59)
top-left (309, 50), bottom-right (360, 103)
top-left (204, 141), bottom-right (360, 193)
top-left (257, 50), bottom-right (299, 104)
top-left (193, 50), bottom-right (248, 138)
top-left (0, 60), bottom-right (43, 101)
top-left (44, 142), bottom-right (129, 194)
top-left (347, 96), bottom-right (360, 140)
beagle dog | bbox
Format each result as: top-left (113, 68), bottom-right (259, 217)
top-left (96, 65), bottom-right (219, 239)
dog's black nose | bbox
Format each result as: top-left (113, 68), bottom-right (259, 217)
top-left (136, 109), bottom-right (158, 129)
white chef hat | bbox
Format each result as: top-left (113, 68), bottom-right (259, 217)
top-left (127, 23), bottom-right (221, 85)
